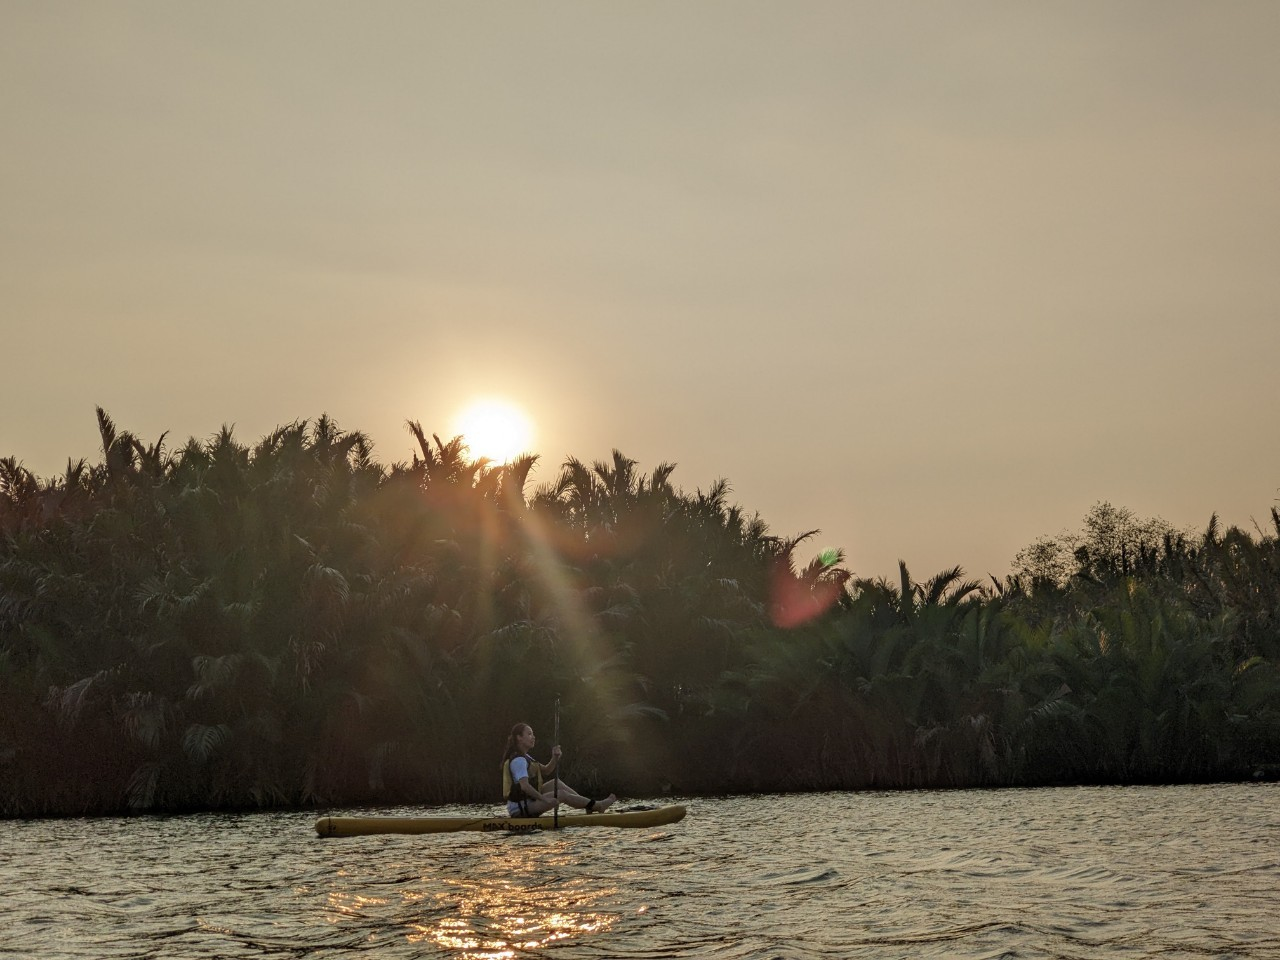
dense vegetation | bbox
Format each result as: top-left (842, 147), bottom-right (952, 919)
top-left (2, 410), bottom-right (1277, 816)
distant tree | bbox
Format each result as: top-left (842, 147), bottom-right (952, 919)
top-left (1012, 501), bottom-right (1185, 585)
top-left (3, 411), bottom-right (1277, 813)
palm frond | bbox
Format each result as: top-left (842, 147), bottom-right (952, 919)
top-left (182, 723), bottom-right (230, 763)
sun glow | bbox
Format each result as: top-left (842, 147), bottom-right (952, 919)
top-left (452, 398), bottom-right (534, 464)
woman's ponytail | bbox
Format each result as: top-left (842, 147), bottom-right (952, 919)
top-left (502, 722), bottom-right (530, 762)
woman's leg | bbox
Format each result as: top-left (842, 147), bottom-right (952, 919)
top-left (539, 778), bottom-right (587, 803)
top-left (515, 796), bottom-right (559, 816)
top-left (540, 780), bottom-right (617, 812)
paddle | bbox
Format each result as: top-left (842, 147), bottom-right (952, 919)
top-left (553, 695), bottom-right (561, 830)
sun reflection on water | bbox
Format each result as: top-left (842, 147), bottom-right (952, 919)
top-left (408, 874), bottom-right (618, 957)
top-left (324, 840), bottom-right (618, 958)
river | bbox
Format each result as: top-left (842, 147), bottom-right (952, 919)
top-left (3, 783), bottom-right (1277, 959)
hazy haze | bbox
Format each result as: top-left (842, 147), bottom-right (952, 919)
top-left (3, 1), bottom-right (1278, 580)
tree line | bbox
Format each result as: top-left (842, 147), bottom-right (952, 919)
top-left (1, 409), bottom-right (1277, 815)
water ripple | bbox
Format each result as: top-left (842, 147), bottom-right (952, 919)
top-left (3, 783), bottom-right (1278, 958)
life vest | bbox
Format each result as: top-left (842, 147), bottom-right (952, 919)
top-left (502, 753), bottom-right (543, 802)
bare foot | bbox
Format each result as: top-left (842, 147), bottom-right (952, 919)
top-left (594, 794), bottom-right (617, 813)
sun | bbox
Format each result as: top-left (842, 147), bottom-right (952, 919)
top-left (452, 398), bottom-right (534, 464)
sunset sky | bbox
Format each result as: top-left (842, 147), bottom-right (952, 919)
top-left (3, 2), bottom-right (1278, 582)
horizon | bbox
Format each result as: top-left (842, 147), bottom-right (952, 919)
top-left (7, 403), bottom-right (1275, 585)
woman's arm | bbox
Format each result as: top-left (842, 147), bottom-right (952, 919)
top-left (540, 744), bottom-right (562, 777)
top-left (511, 756), bottom-right (541, 799)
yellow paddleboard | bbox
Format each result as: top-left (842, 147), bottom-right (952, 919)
top-left (316, 804), bottom-right (687, 837)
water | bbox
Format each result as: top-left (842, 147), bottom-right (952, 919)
top-left (3, 784), bottom-right (1278, 959)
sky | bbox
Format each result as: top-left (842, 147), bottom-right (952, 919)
top-left (2, 1), bottom-right (1278, 583)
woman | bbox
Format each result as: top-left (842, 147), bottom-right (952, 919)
top-left (502, 722), bottom-right (616, 817)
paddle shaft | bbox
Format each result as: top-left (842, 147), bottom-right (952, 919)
top-left (553, 697), bottom-right (560, 829)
